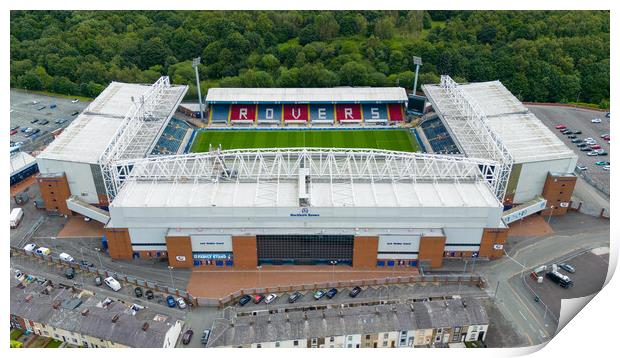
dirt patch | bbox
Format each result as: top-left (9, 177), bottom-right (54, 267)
top-left (57, 216), bottom-right (104, 238)
top-left (508, 215), bottom-right (553, 237)
top-left (10, 175), bottom-right (37, 197)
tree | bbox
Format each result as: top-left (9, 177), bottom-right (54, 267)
top-left (20, 71), bottom-right (43, 90)
top-left (338, 61), bottom-right (369, 86)
top-left (339, 13), bottom-right (368, 36)
top-left (314, 13), bottom-right (340, 41)
top-left (373, 17), bottom-right (395, 39)
top-left (261, 54), bottom-right (280, 73)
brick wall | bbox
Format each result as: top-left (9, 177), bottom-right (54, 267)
top-left (418, 236), bottom-right (446, 268)
top-left (166, 236), bottom-right (193, 268)
top-left (352, 236), bottom-right (379, 268)
top-left (104, 228), bottom-right (133, 260)
top-left (478, 228), bottom-right (508, 259)
top-left (36, 173), bottom-right (72, 216)
top-left (541, 173), bottom-right (577, 216)
top-left (232, 236), bottom-right (257, 269)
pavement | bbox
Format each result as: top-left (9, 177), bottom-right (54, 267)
top-left (57, 216), bottom-right (105, 238)
top-left (507, 215), bottom-right (554, 237)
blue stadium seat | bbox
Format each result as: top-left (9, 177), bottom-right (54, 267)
top-left (150, 118), bottom-right (191, 155)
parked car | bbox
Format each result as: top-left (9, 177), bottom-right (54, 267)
top-left (563, 130), bottom-right (573, 135)
top-left (54, 118), bottom-right (68, 124)
top-left (23, 243), bottom-right (37, 252)
top-left (576, 165), bottom-right (587, 171)
top-left (104, 277), bottom-right (121, 291)
top-left (201, 329), bottom-right (211, 345)
top-left (590, 144), bottom-right (602, 150)
top-left (10, 125), bottom-right (20, 131)
top-left (580, 147), bottom-right (592, 152)
top-left (559, 263), bottom-right (576, 274)
top-left (555, 124), bottom-right (567, 129)
top-left (145, 290), bottom-right (154, 299)
top-left (182, 329), bottom-right (194, 345)
top-left (166, 295), bottom-right (176, 307)
top-left (35, 247), bottom-right (51, 256)
top-left (600, 133), bottom-right (609, 138)
top-left (576, 143), bottom-right (588, 148)
top-left (605, 112), bottom-right (610, 118)
top-left (288, 291), bottom-right (303, 303)
top-left (39, 119), bottom-right (49, 125)
top-left (177, 297), bottom-right (187, 309)
top-left (64, 267), bottom-right (75, 279)
top-left (265, 293), bottom-right (277, 304)
top-left (37, 106), bottom-right (46, 111)
top-left (596, 150), bottom-right (608, 156)
top-left (587, 151), bottom-right (599, 156)
top-left (31, 119), bottom-right (39, 124)
top-left (349, 286), bottom-right (362, 297)
top-left (313, 290), bottom-right (326, 300)
top-left (71, 111), bottom-right (79, 116)
top-left (239, 295), bottom-right (252, 306)
top-left (10, 129), bottom-right (17, 135)
top-left (134, 287), bottom-right (143, 297)
top-left (591, 118), bottom-right (602, 123)
top-left (603, 165), bottom-right (610, 171)
top-left (595, 161), bottom-right (610, 166)
top-left (571, 138), bottom-right (583, 143)
top-left (59, 252), bottom-right (75, 262)
top-left (253, 294), bottom-right (265, 304)
top-left (326, 288), bottom-right (338, 299)
top-left (572, 130), bottom-right (582, 134)
top-left (567, 135), bottom-right (577, 139)
top-left (79, 260), bottom-right (94, 268)
top-left (94, 276), bottom-right (103, 286)
top-left (71, 99), bottom-right (79, 103)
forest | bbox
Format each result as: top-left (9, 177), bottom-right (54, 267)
top-left (10, 10), bottom-right (610, 107)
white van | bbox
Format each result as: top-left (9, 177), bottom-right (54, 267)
top-left (35, 247), bottom-right (51, 256)
top-left (104, 277), bottom-right (122, 291)
top-left (59, 252), bottom-right (75, 262)
top-left (23, 243), bottom-right (36, 252)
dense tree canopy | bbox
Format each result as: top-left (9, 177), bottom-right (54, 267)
top-left (10, 10), bottom-right (609, 107)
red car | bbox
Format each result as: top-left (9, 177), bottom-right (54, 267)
top-left (10, 129), bottom-right (17, 135)
top-left (555, 124), bottom-right (567, 129)
top-left (590, 144), bottom-right (602, 150)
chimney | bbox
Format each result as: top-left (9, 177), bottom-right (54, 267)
top-left (52, 301), bottom-right (61, 309)
top-left (142, 322), bottom-right (149, 331)
top-left (24, 294), bottom-right (33, 302)
top-left (81, 308), bottom-right (89, 316)
top-left (111, 314), bottom-right (119, 323)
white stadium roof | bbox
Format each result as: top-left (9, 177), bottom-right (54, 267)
top-left (423, 79), bottom-right (577, 164)
top-left (10, 151), bottom-right (36, 176)
top-left (206, 87), bottom-right (408, 104)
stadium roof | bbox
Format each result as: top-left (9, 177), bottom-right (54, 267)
top-left (423, 80), bottom-right (577, 164)
top-left (10, 151), bottom-right (37, 176)
top-left (38, 79), bottom-right (187, 165)
top-left (205, 87), bottom-right (408, 104)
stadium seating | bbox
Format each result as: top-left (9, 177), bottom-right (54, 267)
top-left (420, 116), bottom-right (460, 154)
top-left (210, 104), bottom-right (230, 123)
top-left (336, 104), bottom-right (362, 122)
top-left (310, 104), bottom-right (335, 123)
top-left (151, 118), bottom-right (192, 155)
top-left (362, 104), bottom-right (388, 123)
top-left (257, 104), bottom-right (282, 123)
top-left (283, 104), bottom-right (309, 122)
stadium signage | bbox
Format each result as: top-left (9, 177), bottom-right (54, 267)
top-left (290, 207), bottom-right (320, 217)
top-left (192, 252), bottom-right (233, 260)
top-left (175, 256), bottom-right (186, 262)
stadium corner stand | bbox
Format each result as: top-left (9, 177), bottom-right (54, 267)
top-left (205, 87), bottom-right (408, 126)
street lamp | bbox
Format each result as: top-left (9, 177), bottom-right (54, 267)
top-left (330, 261), bottom-right (337, 282)
top-left (94, 248), bottom-right (104, 270)
top-left (167, 266), bottom-right (175, 288)
top-left (547, 206), bottom-right (554, 224)
top-left (257, 265), bottom-right (262, 288)
top-left (192, 57), bottom-right (205, 121)
top-left (412, 56), bottom-right (423, 95)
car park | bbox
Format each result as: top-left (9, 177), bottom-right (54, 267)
top-left (104, 277), bottom-right (122, 291)
top-left (326, 288), bottom-right (338, 299)
top-left (253, 294), bottom-right (265, 304)
top-left (166, 295), bottom-right (176, 307)
top-left (94, 276), bottom-right (103, 286)
top-left (265, 293), bottom-right (277, 304)
top-left (134, 287), bottom-right (143, 297)
top-left (201, 329), bottom-right (211, 345)
top-left (559, 263), bottom-right (576, 273)
top-left (288, 291), bottom-right (303, 303)
top-left (182, 329), bottom-right (194, 345)
top-left (349, 286), bottom-right (362, 297)
top-left (576, 165), bottom-right (587, 171)
top-left (313, 290), bottom-right (326, 300)
top-left (239, 295), bottom-right (252, 306)
top-left (145, 290), bottom-right (154, 299)
top-left (591, 118), bottom-right (602, 123)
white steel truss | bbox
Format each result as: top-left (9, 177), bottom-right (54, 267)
top-left (99, 76), bottom-right (188, 201)
top-left (427, 75), bottom-right (513, 200)
top-left (109, 148), bottom-right (501, 202)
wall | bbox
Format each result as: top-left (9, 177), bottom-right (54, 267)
top-left (104, 228), bottom-right (133, 260)
top-left (37, 173), bottom-right (72, 215)
top-left (418, 236), bottom-right (446, 268)
top-left (232, 236), bottom-right (257, 269)
top-left (514, 157), bottom-right (577, 203)
top-left (165, 236), bottom-right (192, 268)
top-left (37, 158), bottom-right (99, 204)
top-left (541, 173), bottom-right (577, 216)
top-left (478, 228), bottom-right (508, 259)
top-left (352, 236), bottom-right (379, 268)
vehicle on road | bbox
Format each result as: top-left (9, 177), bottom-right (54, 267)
top-left (182, 330), bottom-right (194, 345)
top-left (288, 291), bottom-right (302, 303)
top-left (59, 252), bottom-right (75, 262)
top-left (177, 297), bottom-right (187, 309)
top-left (559, 263), bottom-right (576, 273)
top-left (71, 99), bottom-right (79, 103)
top-left (145, 290), bottom-right (154, 299)
top-left (166, 295), bottom-right (176, 307)
top-left (349, 286), bottom-right (362, 297)
top-left (253, 294), bottom-right (265, 304)
top-left (239, 295), bottom-right (252, 306)
top-left (546, 271), bottom-right (573, 288)
top-left (23, 243), bottom-right (36, 252)
top-left (326, 288), bottom-right (338, 299)
top-left (94, 276), bottom-right (103, 286)
top-left (576, 165), bottom-right (587, 171)
top-left (10, 208), bottom-right (24, 228)
top-left (201, 329), bottom-right (211, 345)
top-left (35, 247), bottom-right (51, 256)
top-left (534, 296), bottom-right (540, 303)
top-left (71, 111), bottom-right (79, 116)
top-left (591, 118), bottom-right (602, 123)
top-left (104, 277), bottom-right (121, 291)
top-left (313, 290), bottom-right (326, 300)
top-left (596, 161), bottom-right (610, 166)
top-left (265, 293), bottom-right (277, 304)
top-left (555, 124), bottom-right (567, 129)
top-left (64, 267), bottom-right (75, 279)
top-left (134, 287), bottom-right (143, 298)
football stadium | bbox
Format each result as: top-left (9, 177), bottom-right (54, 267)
top-left (35, 75), bottom-right (577, 270)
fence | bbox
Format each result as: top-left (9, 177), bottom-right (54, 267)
top-left (10, 246), bottom-right (196, 306)
top-left (196, 274), bottom-right (485, 307)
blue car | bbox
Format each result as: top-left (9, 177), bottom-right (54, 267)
top-left (166, 295), bottom-right (176, 308)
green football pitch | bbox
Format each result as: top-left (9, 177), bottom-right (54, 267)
top-left (189, 129), bottom-right (419, 153)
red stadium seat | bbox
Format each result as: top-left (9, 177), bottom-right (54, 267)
top-left (388, 104), bottom-right (404, 121)
top-left (230, 104), bottom-right (256, 121)
top-left (283, 104), bottom-right (309, 122)
top-left (336, 104), bottom-right (362, 122)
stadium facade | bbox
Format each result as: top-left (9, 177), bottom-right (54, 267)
top-left (36, 75), bottom-right (576, 269)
